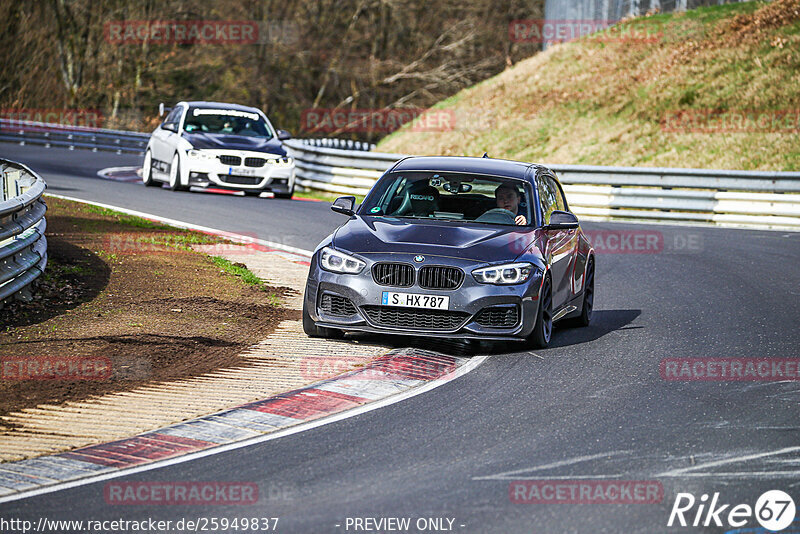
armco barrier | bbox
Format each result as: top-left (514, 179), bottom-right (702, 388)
top-left (0, 159), bottom-right (47, 307)
top-left (0, 120), bottom-right (362, 156)
top-left (283, 140), bottom-right (800, 230)
top-left (1, 119), bottom-right (797, 230)
top-left (552, 165), bottom-right (800, 229)
top-left (0, 118), bottom-right (148, 154)
top-left (284, 139), bottom-right (400, 196)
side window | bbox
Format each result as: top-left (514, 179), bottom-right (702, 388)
top-left (537, 174), bottom-right (558, 225)
top-left (162, 108), bottom-right (181, 131)
top-left (547, 175), bottom-right (567, 212)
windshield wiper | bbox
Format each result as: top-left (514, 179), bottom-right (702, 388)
top-left (390, 215), bottom-right (462, 223)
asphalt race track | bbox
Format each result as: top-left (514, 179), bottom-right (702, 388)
top-left (2, 141), bottom-right (800, 533)
top-left (5, 143), bottom-right (340, 252)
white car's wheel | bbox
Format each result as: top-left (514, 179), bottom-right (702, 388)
top-left (273, 185), bottom-right (294, 199)
top-left (168, 153), bottom-right (188, 192)
top-left (142, 150), bottom-right (159, 187)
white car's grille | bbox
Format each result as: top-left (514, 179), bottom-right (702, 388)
top-left (218, 155), bottom-right (241, 166)
top-left (244, 157), bottom-right (266, 168)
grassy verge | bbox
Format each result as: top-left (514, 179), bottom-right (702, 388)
top-left (0, 197), bottom-right (292, 421)
top-left (211, 256), bottom-right (282, 306)
top-left (296, 188), bottom-right (366, 204)
top-left (378, 0), bottom-right (800, 171)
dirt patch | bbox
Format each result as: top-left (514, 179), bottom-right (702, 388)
top-left (0, 197), bottom-right (293, 426)
top-left (719, 0), bottom-right (800, 44)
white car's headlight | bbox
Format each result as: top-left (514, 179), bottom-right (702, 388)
top-left (320, 247), bottom-right (365, 274)
top-left (472, 262), bottom-right (534, 284)
top-left (266, 157), bottom-right (293, 166)
top-left (186, 149), bottom-right (212, 160)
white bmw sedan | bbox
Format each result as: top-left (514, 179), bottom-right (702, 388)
top-left (142, 101), bottom-right (296, 198)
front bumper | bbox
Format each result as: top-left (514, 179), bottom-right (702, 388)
top-left (184, 151), bottom-right (295, 193)
top-left (305, 252), bottom-right (543, 340)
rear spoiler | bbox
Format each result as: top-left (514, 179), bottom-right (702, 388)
top-left (158, 103), bottom-right (173, 117)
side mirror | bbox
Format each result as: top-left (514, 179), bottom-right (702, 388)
top-left (545, 210), bottom-right (579, 230)
top-left (158, 103), bottom-right (165, 117)
top-left (331, 196), bottom-right (356, 216)
top-left (277, 129), bottom-right (292, 140)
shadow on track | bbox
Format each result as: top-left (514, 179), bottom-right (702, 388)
top-left (345, 309), bottom-right (642, 357)
top-left (345, 332), bottom-right (485, 357)
top-left (549, 308), bottom-right (641, 349)
top-left (44, 185), bottom-right (81, 192)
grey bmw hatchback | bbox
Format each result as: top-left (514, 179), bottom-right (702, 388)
top-left (302, 156), bottom-right (595, 348)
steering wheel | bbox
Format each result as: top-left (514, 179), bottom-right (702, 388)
top-left (475, 208), bottom-right (516, 225)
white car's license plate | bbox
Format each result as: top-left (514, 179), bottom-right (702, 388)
top-left (381, 292), bottom-right (449, 310)
top-left (229, 167), bottom-right (261, 176)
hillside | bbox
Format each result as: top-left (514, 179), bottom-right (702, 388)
top-left (378, 0), bottom-right (800, 170)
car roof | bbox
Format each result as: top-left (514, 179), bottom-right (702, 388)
top-left (390, 156), bottom-right (545, 182)
top-left (179, 101), bottom-right (263, 115)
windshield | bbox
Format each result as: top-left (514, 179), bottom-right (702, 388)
top-left (184, 107), bottom-right (273, 138)
top-left (359, 171), bottom-right (533, 226)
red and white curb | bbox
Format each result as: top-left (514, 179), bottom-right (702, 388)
top-left (4, 195), bottom-right (488, 503)
top-left (0, 348), bottom-right (486, 504)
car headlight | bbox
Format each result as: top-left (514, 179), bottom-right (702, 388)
top-left (320, 247), bottom-right (365, 274)
top-left (266, 157), bottom-right (293, 166)
top-left (186, 149), bottom-right (212, 160)
top-left (472, 262), bottom-right (534, 284)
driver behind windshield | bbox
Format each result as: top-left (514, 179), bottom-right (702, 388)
top-left (494, 183), bottom-right (527, 225)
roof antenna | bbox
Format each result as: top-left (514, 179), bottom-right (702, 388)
top-left (482, 152), bottom-right (489, 158)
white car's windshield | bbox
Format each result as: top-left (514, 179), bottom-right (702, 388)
top-left (360, 171), bottom-right (533, 226)
top-left (184, 108), bottom-right (273, 139)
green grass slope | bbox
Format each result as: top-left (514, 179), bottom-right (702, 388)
top-left (378, 0), bottom-right (800, 170)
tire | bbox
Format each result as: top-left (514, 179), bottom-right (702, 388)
top-left (302, 298), bottom-right (345, 339)
top-left (142, 150), bottom-right (159, 187)
top-left (273, 188), bottom-right (293, 199)
top-left (168, 153), bottom-right (188, 191)
top-left (575, 257), bottom-right (594, 327)
top-left (529, 275), bottom-right (553, 348)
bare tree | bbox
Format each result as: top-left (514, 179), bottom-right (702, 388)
top-left (1, 0), bottom-right (544, 139)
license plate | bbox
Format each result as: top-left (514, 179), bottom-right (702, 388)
top-left (229, 167), bottom-right (260, 176)
top-left (381, 292), bottom-right (449, 310)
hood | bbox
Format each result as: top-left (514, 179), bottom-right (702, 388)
top-left (182, 132), bottom-right (286, 156)
top-left (332, 216), bottom-right (537, 262)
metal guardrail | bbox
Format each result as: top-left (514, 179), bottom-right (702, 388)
top-left (297, 138), bottom-right (376, 151)
top-left (283, 140), bottom-right (800, 230)
top-left (0, 159), bottom-right (47, 308)
top-left (0, 119), bottom-right (149, 154)
top-left (284, 140), bottom-right (399, 196)
top-left (0, 120), bottom-right (375, 156)
top-left (1, 120), bottom-right (797, 230)
top-left (551, 164), bottom-right (800, 229)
